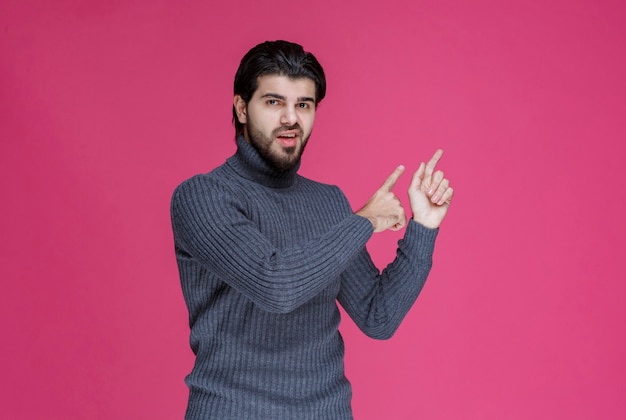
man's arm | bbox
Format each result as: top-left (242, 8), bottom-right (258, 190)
top-left (337, 221), bottom-right (438, 339)
top-left (171, 177), bottom-right (374, 314)
top-left (339, 150), bottom-right (454, 339)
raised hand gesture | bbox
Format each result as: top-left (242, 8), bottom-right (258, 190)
top-left (409, 150), bottom-right (454, 229)
top-left (356, 165), bottom-right (407, 233)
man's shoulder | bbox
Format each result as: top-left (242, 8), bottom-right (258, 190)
top-left (296, 175), bottom-right (348, 200)
top-left (171, 162), bottom-right (239, 206)
top-left (174, 162), bottom-right (234, 189)
top-left (297, 174), bottom-right (338, 189)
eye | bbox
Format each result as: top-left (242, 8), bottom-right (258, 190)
top-left (267, 99), bottom-right (279, 106)
top-left (298, 102), bottom-right (310, 109)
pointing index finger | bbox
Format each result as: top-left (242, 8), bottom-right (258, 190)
top-left (424, 149), bottom-right (444, 177)
top-left (380, 165), bottom-right (405, 191)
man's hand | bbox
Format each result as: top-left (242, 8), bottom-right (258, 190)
top-left (409, 149), bottom-right (454, 229)
top-left (356, 165), bottom-right (407, 233)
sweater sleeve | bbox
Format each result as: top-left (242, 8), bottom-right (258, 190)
top-left (171, 176), bottom-right (374, 314)
top-left (337, 220), bottom-right (439, 340)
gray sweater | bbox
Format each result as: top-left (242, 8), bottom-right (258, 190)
top-left (171, 136), bottom-right (438, 419)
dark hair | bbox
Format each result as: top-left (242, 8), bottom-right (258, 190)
top-left (232, 40), bottom-right (326, 135)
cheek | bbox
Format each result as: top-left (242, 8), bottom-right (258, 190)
top-left (302, 112), bottom-right (315, 131)
top-left (249, 110), bottom-right (273, 132)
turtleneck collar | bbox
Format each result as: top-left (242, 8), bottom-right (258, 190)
top-left (226, 135), bottom-right (300, 188)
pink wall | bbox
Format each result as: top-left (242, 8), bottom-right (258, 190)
top-left (2, 0), bottom-right (625, 418)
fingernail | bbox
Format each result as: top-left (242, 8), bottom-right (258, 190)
top-left (428, 188), bottom-right (434, 196)
top-left (432, 195), bottom-right (439, 202)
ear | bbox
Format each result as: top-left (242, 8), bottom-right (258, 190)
top-left (234, 95), bottom-right (247, 124)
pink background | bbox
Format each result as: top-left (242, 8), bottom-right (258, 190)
top-left (2, 0), bottom-right (625, 419)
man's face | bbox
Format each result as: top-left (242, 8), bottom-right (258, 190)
top-left (234, 75), bottom-right (316, 171)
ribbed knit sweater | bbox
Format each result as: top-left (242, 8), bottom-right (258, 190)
top-left (170, 136), bottom-right (439, 419)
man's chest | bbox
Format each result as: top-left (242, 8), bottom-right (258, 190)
top-left (241, 187), bottom-right (346, 246)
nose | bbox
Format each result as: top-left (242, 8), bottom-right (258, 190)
top-left (280, 106), bottom-right (297, 126)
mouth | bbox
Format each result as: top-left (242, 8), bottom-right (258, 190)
top-left (276, 130), bottom-right (300, 148)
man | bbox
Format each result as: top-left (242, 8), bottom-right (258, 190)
top-left (171, 40), bottom-right (453, 419)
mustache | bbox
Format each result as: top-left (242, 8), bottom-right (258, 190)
top-left (273, 124), bottom-right (303, 136)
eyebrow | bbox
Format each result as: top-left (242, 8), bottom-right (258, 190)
top-left (260, 93), bottom-right (315, 103)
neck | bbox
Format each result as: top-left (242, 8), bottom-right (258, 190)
top-left (227, 135), bottom-right (300, 188)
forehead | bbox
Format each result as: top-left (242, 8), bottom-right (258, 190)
top-left (254, 75), bottom-right (316, 100)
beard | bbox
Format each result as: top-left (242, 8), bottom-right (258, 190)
top-left (245, 122), bottom-right (310, 172)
